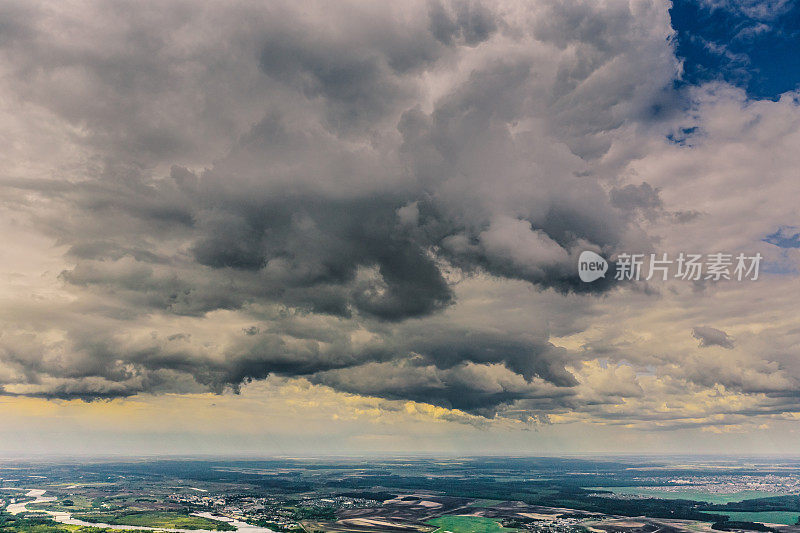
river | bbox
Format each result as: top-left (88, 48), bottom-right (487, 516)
top-left (5, 489), bottom-right (276, 533)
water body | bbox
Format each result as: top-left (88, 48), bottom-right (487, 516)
top-left (588, 487), bottom-right (793, 504)
top-left (6, 489), bottom-right (275, 533)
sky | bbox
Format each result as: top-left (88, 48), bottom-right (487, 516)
top-left (1, 0), bottom-right (800, 456)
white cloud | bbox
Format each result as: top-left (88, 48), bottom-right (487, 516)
top-left (1, 0), bottom-right (800, 451)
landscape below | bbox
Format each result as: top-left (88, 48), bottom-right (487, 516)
top-left (2, 457), bottom-right (800, 533)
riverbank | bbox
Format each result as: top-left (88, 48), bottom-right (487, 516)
top-left (5, 489), bottom-right (276, 533)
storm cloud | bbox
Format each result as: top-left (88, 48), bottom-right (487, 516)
top-left (692, 326), bottom-right (735, 349)
top-left (2, 0), bottom-right (800, 431)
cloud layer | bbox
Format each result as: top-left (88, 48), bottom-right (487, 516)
top-left (1, 0), bottom-right (800, 433)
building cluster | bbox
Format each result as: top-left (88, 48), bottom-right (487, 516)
top-left (509, 515), bottom-right (594, 533)
top-left (167, 491), bottom-right (379, 529)
top-left (634, 474), bottom-right (800, 494)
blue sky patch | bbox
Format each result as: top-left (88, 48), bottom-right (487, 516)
top-left (666, 126), bottom-right (700, 145)
top-left (764, 226), bottom-right (800, 248)
top-left (670, 0), bottom-right (800, 99)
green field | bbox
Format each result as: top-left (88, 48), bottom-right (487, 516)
top-left (0, 512), bottom-right (139, 533)
top-left (72, 511), bottom-right (236, 531)
top-left (28, 495), bottom-right (96, 513)
top-left (427, 515), bottom-right (517, 533)
top-left (721, 511), bottom-right (800, 525)
top-left (466, 500), bottom-right (506, 508)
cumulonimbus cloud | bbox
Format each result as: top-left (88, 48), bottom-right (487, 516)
top-left (3, 0), bottom-right (799, 428)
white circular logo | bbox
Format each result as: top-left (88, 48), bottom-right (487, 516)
top-left (578, 250), bottom-right (608, 282)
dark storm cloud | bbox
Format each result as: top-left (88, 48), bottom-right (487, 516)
top-left (258, 40), bottom-right (411, 132)
top-left (0, 0), bottom-right (682, 416)
top-left (191, 195), bottom-right (455, 320)
top-left (303, 327), bottom-right (581, 416)
top-left (692, 326), bottom-right (735, 349)
top-left (310, 360), bottom-right (575, 416)
top-left (55, 185), bottom-right (455, 320)
top-left (0, 316), bottom-right (578, 417)
top-left (394, 329), bottom-right (577, 386)
top-left (207, 329), bottom-right (578, 416)
top-left (428, 0), bottom-right (497, 46)
top-left (610, 182), bottom-right (663, 212)
top-left (610, 182), bottom-right (704, 224)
